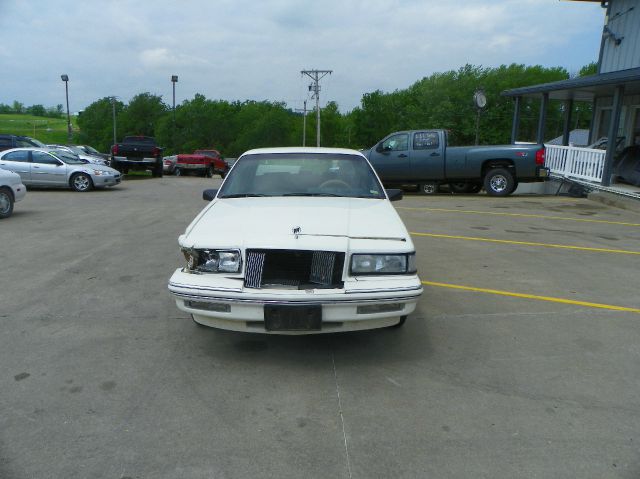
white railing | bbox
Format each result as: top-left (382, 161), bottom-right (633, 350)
top-left (544, 144), bottom-right (606, 183)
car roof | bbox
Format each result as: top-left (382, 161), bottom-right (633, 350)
top-left (241, 147), bottom-right (366, 157)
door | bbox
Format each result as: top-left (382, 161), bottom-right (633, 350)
top-left (368, 132), bottom-right (412, 182)
top-left (0, 149), bottom-right (31, 182)
top-left (409, 131), bottom-right (445, 179)
top-left (30, 151), bottom-right (67, 185)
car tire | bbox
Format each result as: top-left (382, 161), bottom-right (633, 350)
top-left (483, 168), bottom-right (515, 197)
top-left (418, 182), bottom-right (438, 195)
top-left (70, 173), bottom-right (93, 192)
top-left (389, 315), bottom-right (407, 328)
top-left (220, 168), bottom-right (228, 179)
top-left (174, 168), bottom-right (182, 177)
top-left (0, 187), bottom-right (14, 219)
top-left (206, 167), bottom-right (213, 178)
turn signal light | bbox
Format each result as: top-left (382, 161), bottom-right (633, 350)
top-left (535, 148), bottom-right (546, 166)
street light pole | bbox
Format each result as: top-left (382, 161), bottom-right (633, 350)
top-left (111, 96), bottom-right (117, 146)
top-left (61, 74), bottom-right (71, 143)
top-left (171, 75), bottom-right (178, 150)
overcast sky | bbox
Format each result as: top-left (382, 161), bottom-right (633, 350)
top-left (0, 0), bottom-right (605, 113)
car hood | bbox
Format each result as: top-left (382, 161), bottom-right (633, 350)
top-left (181, 197), bottom-right (411, 251)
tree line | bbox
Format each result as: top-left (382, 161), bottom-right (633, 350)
top-left (0, 101), bottom-right (65, 118)
top-left (10, 62), bottom-right (599, 157)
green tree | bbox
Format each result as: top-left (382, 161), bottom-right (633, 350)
top-left (76, 97), bottom-right (125, 152)
top-left (119, 93), bottom-right (168, 137)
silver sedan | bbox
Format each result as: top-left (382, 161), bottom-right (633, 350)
top-left (0, 148), bottom-right (121, 192)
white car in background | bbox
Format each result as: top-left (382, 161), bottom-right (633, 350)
top-left (168, 147), bottom-right (423, 334)
top-left (0, 168), bottom-right (27, 219)
top-left (47, 144), bottom-right (109, 166)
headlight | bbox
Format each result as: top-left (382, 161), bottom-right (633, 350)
top-left (92, 169), bottom-right (111, 176)
top-left (182, 248), bottom-right (242, 273)
top-left (350, 253), bottom-right (417, 275)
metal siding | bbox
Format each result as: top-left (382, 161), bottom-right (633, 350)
top-left (600, 0), bottom-right (640, 73)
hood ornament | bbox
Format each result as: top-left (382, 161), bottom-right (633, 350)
top-left (292, 226), bottom-right (302, 239)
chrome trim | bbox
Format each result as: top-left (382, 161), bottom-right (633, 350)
top-left (171, 292), bottom-right (422, 305)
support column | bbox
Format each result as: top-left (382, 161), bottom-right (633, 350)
top-left (601, 85), bottom-right (624, 186)
top-left (536, 93), bottom-right (549, 145)
top-left (562, 98), bottom-right (574, 146)
top-left (510, 96), bottom-right (521, 144)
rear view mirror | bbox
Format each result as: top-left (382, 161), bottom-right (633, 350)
top-left (202, 189), bottom-right (218, 201)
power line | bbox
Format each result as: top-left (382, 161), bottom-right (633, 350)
top-left (301, 69), bottom-right (332, 147)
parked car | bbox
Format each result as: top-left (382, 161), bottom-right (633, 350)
top-left (168, 147), bottom-right (423, 334)
top-left (174, 149), bottom-right (229, 178)
top-left (0, 134), bottom-right (46, 152)
top-left (76, 145), bottom-right (111, 163)
top-left (47, 144), bottom-right (109, 166)
top-left (163, 155), bottom-right (178, 174)
top-left (0, 168), bottom-right (27, 218)
top-left (0, 148), bottom-right (121, 192)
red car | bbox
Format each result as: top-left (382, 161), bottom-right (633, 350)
top-left (174, 149), bottom-right (229, 178)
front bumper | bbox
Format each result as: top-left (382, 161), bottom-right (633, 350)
top-left (168, 268), bottom-right (423, 334)
top-left (93, 174), bottom-right (121, 187)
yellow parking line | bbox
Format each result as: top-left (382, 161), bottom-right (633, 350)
top-left (422, 281), bottom-right (640, 314)
top-left (411, 232), bottom-right (640, 255)
top-left (398, 207), bottom-right (640, 227)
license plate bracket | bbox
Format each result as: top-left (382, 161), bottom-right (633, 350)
top-left (264, 305), bottom-right (322, 331)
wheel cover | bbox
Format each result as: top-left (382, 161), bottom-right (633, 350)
top-left (74, 175), bottom-right (90, 191)
top-left (489, 175), bottom-right (508, 193)
top-left (0, 192), bottom-right (10, 214)
top-left (422, 183), bottom-right (436, 194)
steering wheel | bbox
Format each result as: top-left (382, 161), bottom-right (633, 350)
top-left (319, 179), bottom-right (351, 189)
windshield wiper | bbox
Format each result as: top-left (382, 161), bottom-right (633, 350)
top-left (219, 193), bottom-right (270, 198)
top-left (282, 192), bottom-right (348, 197)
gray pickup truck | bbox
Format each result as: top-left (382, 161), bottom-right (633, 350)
top-left (361, 130), bottom-right (548, 196)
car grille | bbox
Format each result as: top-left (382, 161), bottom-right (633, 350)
top-left (244, 249), bottom-right (345, 289)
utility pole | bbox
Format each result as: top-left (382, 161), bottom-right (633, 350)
top-left (111, 97), bottom-right (117, 146)
top-left (294, 100), bottom-right (308, 146)
top-left (301, 69), bottom-right (332, 147)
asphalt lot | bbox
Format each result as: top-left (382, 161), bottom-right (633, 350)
top-left (2, 176), bottom-right (640, 479)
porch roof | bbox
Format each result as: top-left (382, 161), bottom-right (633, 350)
top-left (501, 67), bottom-right (640, 101)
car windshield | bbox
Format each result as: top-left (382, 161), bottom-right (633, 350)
top-left (218, 153), bottom-right (386, 199)
top-left (51, 150), bottom-right (89, 165)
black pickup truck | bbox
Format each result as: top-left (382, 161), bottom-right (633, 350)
top-left (110, 136), bottom-right (164, 177)
top-left (361, 130), bottom-right (548, 196)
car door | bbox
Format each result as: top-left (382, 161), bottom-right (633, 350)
top-left (0, 150), bottom-right (31, 182)
top-left (409, 131), bottom-right (445, 179)
top-left (30, 151), bottom-right (67, 186)
top-left (368, 132), bottom-right (412, 182)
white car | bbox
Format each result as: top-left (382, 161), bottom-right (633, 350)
top-left (0, 168), bottom-right (27, 219)
top-left (168, 147), bottom-right (422, 334)
top-left (0, 148), bottom-right (121, 192)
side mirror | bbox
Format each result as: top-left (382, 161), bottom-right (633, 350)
top-left (202, 189), bottom-right (218, 201)
top-left (375, 143), bottom-right (384, 153)
top-left (386, 188), bottom-right (403, 202)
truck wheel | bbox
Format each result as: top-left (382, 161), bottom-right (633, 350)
top-left (449, 182), bottom-right (471, 194)
top-left (205, 167), bottom-right (213, 178)
top-left (0, 187), bottom-right (14, 219)
top-left (484, 168), bottom-right (515, 196)
top-left (174, 168), bottom-right (182, 177)
top-left (418, 182), bottom-right (438, 195)
top-left (220, 169), bottom-right (227, 179)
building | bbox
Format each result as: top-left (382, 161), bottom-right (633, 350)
top-left (502, 0), bottom-right (640, 193)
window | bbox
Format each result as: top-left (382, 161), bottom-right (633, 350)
top-left (382, 134), bottom-right (409, 152)
top-left (413, 131), bottom-right (439, 149)
top-left (3, 150), bottom-right (29, 162)
top-left (32, 151), bottom-right (61, 165)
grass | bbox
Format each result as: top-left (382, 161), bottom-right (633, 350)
top-left (0, 113), bottom-right (78, 145)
